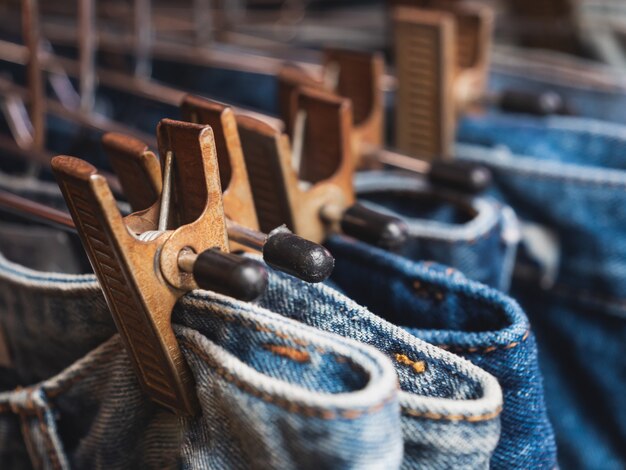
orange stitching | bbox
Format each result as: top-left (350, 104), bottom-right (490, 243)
top-left (437, 330), bottom-right (530, 354)
top-left (412, 281), bottom-right (445, 301)
top-left (262, 344), bottom-right (311, 363)
top-left (394, 354), bottom-right (426, 374)
top-left (403, 406), bottom-right (502, 422)
top-left (34, 405), bottom-right (63, 470)
top-left (182, 339), bottom-right (395, 421)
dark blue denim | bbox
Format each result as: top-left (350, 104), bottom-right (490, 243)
top-left (489, 46), bottom-right (626, 123)
top-left (325, 234), bottom-right (556, 470)
top-left (456, 114), bottom-right (626, 470)
top-left (354, 171), bottom-right (519, 292)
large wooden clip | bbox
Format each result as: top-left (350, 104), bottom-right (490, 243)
top-left (103, 97), bottom-right (334, 283)
top-left (238, 86), bottom-right (407, 249)
top-left (392, 1), bottom-right (493, 161)
top-left (51, 119), bottom-right (269, 415)
top-left (277, 48), bottom-right (385, 170)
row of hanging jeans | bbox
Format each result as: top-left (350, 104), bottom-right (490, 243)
top-left (0, 41), bottom-right (624, 470)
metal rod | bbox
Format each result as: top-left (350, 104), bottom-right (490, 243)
top-left (291, 109), bottom-right (307, 176)
top-left (78, 0), bottom-right (96, 113)
top-left (134, 0), bottom-right (152, 78)
top-left (318, 203), bottom-right (344, 224)
top-left (0, 191), bottom-right (268, 256)
top-left (225, 218), bottom-right (266, 251)
top-left (193, 0), bottom-right (213, 46)
top-left (0, 16), bottom-right (398, 90)
top-left (0, 189), bottom-right (75, 231)
top-left (177, 247), bottom-right (197, 274)
top-left (0, 39), bottom-right (285, 130)
top-left (372, 146), bottom-right (430, 175)
top-left (158, 150), bottom-right (173, 231)
top-left (0, 93), bottom-right (34, 149)
top-left (21, 0), bottom-right (45, 153)
top-left (323, 61), bottom-right (340, 91)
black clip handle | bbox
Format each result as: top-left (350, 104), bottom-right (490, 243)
top-left (192, 249), bottom-right (268, 301)
top-left (263, 227), bottom-right (335, 283)
top-left (340, 203), bottom-right (409, 250)
top-left (428, 161), bottom-right (492, 194)
top-left (498, 89), bottom-right (572, 116)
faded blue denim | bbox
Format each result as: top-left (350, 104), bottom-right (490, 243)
top-left (0, 176), bottom-right (504, 469)
top-left (325, 234), bottom-right (556, 470)
top-left (456, 114), bottom-right (626, 470)
top-left (0, 251), bottom-right (404, 470)
top-left (354, 171), bottom-right (520, 292)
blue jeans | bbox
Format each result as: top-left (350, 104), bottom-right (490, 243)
top-left (0, 175), bottom-right (504, 469)
top-left (457, 113), bottom-right (626, 470)
top-left (489, 46), bottom-right (626, 123)
top-left (354, 171), bottom-right (520, 292)
top-left (325, 234), bottom-right (556, 470)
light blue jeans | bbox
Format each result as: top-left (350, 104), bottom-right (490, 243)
top-left (0, 175), bottom-right (503, 469)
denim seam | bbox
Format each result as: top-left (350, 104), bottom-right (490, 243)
top-left (514, 273), bottom-right (626, 319)
top-left (32, 403), bottom-right (64, 470)
top-left (0, 349), bottom-right (119, 409)
top-left (18, 411), bottom-right (48, 470)
top-left (436, 330), bottom-right (531, 354)
top-left (355, 171), bottom-right (502, 242)
top-left (5, 390), bottom-right (64, 470)
top-left (182, 338), bottom-right (396, 421)
top-left (44, 349), bottom-right (119, 399)
top-left (401, 405), bottom-right (502, 423)
top-left (458, 145), bottom-right (626, 187)
top-left (402, 219), bottom-right (501, 246)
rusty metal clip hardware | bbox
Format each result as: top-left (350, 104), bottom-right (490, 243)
top-left (51, 118), bottom-right (269, 415)
top-left (277, 50), bottom-right (491, 194)
top-left (392, 2), bottom-right (493, 162)
top-left (237, 86), bottom-right (408, 250)
top-left (277, 48), bottom-right (385, 171)
top-left (103, 96), bottom-right (334, 283)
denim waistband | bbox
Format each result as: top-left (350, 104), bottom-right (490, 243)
top-left (0, 175), bottom-right (503, 469)
top-left (456, 115), bottom-right (626, 469)
top-left (354, 171), bottom-right (520, 292)
top-left (325, 234), bottom-right (556, 470)
top-left (458, 115), bottom-right (626, 305)
top-left (489, 45), bottom-right (626, 123)
top-left (0, 250), bottom-right (407, 470)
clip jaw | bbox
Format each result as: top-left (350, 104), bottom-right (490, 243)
top-left (322, 49), bottom-right (385, 163)
top-left (180, 95), bottom-right (261, 250)
top-left (277, 48), bottom-right (385, 170)
top-left (52, 119), bottom-right (232, 415)
top-left (103, 98), bottom-right (335, 283)
top-left (239, 87), bottom-right (407, 249)
top-left (392, 3), bottom-right (493, 161)
top-left (239, 87), bottom-right (354, 244)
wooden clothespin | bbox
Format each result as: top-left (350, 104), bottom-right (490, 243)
top-left (237, 86), bottom-right (407, 249)
top-left (103, 96), bottom-right (334, 283)
top-left (52, 119), bottom-right (269, 415)
top-left (392, 1), bottom-right (493, 162)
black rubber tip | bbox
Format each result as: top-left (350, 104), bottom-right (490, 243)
top-left (499, 89), bottom-right (570, 116)
top-left (428, 160), bottom-right (492, 194)
top-left (193, 248), bottom-right (268, 301)
top-left (263, 228), bottom-right (335, 283)
top-left (341, 203), bottom-right (409, 250)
